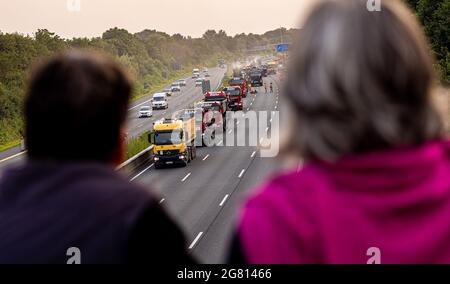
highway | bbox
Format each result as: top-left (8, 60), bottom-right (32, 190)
top-left (131, 75), bottom-right (285, 263)
top-left (0, 67), bottom-right (226, 170)
top-left (0, 68), bottom-right (286, 264)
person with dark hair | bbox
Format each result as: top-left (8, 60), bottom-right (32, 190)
top-left (230, 0), bottom-right (450, 264)
top-left (0, 50), bottom-right (193, 264)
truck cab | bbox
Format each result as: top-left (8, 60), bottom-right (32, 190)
top-left (204, 91), bottom-right (228, 113)
top-left (223, 86), bottom-right (243, 111)
top-left (150, 116), bottom-right (197, 168)
top-left (228, 77), bottom-right (248, 98)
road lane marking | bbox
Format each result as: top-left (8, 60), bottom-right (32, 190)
top-left (251, 151), bottom-right (257, 158)
top-left (270, 118), bottom-right (273, 123)
top-left (217, 140), bottom-right (223, 146)
top-left (130, 163), bottom-right (154, 181)
top-left (260, 138), bottom-right (264, 144)
top-left (159, 198), bottom-right (165, 204)
top-left (238, 169), bottom-right (245, 178)
top-left (137, 123), bottom-right (144, 128)
top-left (189, 232), bottom-right (204, 250)
top-left (275, 106), bottom-right (278, 110)
top-left (202, 154), bottom-right (210, 161)
top-left (236, 121), bottom-right (240, 125)
top-left (228, 129), bottom-right (233, 134)
top-left (266, 127), bottom-right (269, 132)
top-left (0, 151), bottom-right (26, 164)
top-left (181, 173), bottom-right (191, 182)
top-left (219, 194), bottom-right (230, 207)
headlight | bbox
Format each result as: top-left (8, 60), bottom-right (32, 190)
top-left (154, 157), bottom-right (159, 161)
top-left (179, 155), bottom-right (185, 159)
top-left (159, 151), bottom-right (163, 155)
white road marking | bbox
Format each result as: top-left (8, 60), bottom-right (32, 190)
top-left (251, 151), bottom-right (257, 158)
top-left (128, 99), bottom-right (152, 110)
top-left (159, 198), bottom-right (165, 204)
top-left (246, 108), bottom-right (249, 111)
top-left (228, 129), bottom-right (233, 134)
top-left (130, 163), bottom-right (154, 181)
top-left (219, 194), bottom-right (230, 207)
top-left (275, 106), bottom-right (278, 110)
top-left (217, 140), bottom-right (223, 146)
top-left (202, 154), bottom-right (210, 161)
top-left (266, 127), bottom-right (269, 132)
top-left (0, 151), bottom-right (26, 164)
top-left (260, 137), bottom-right (264, 144)
top-left (236, 121), bottom-right (240, 125)
top-left (137, 123), bottom-right (144, 128)
top-left (189, 232), bottom-right (204, 250)
top-left (181, 173), bottom-right (191, 182)
top-left (238, 169), bottom-right (246, 178)
top-left (270, 118), bottom-right (273, 123)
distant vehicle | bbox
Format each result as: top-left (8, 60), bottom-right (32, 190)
top-left (223, 86), bottom-right (243, 111)
top-left (138, 106), bottom-right (153, 118)
top-left (228, 77), bottom-right (249, 98)
top-left (267, 62), bottom-right (277, 75)
top-left (171, 82), bottom-right (181, 92)
top-left (218, 59), bottom-right (225, 68)
top-left (152, 93), bottom-right (169, 110)
top-left (250, 69), bottom-right (263, 87)
top-left (162, 88), bottom-right (172, 96)
top-left (204, 91), bottom-right (229, 113)
top-left (192, 68), bottom-right (200, 78)
top-left (195, 78), bottom-right (204, 87)
top-left (203, 67), bottom-right (208, 72)
top-left (204, 73), bottom-right (211, 77)
top-left (177, 79), bottom-right (187, 87)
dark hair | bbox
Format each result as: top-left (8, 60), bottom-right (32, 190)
top-left (283, 0), bottom-right (444, 161)
top-left (25, 50), bottom-right (133, 162)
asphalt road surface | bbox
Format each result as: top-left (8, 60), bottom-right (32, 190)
top-left (131, 75), bottom-right (286, 263)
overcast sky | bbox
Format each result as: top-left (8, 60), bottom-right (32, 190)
top-left (0, 0), bottom-right (316, 38)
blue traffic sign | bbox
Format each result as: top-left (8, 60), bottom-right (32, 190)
top-left (276, 43), bottom-right (289, 53)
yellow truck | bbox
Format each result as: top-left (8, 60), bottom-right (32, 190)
top-left (149, 113), bottom-right (197, 168)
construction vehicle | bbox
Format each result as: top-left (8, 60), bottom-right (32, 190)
top-left (149, 114), bottom-right (197, 168)
top-left (223, 86), bottom-right (243, 111)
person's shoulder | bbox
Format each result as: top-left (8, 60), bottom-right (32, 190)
top-left (244, 164), bottom-right (324, 211)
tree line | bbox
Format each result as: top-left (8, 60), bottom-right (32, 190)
top-left (0, 27), bottom-right (296, 148)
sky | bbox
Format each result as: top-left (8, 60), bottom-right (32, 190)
top-left (0, 0), bottom-right (316, 39)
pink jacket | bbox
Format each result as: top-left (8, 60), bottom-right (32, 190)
top-left (239, 140), bottom-right (450, 263)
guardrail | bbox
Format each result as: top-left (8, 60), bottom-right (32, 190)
top-left (116, 145), bottom-right (154, 175)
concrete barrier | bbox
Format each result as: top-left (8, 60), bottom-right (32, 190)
top-left (116, 145), bottom-right (154, 175)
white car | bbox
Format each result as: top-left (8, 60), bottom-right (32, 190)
top-left (152, 93), bottom-right (169, 110)
top-left (138, 106), bottom-right (153, 118)
top-left (178, 79), bottom-right (187, 87)
top-left (171, 83), bottom-right (181, 92)
top-left (195, 78), bottom-right (204, 87)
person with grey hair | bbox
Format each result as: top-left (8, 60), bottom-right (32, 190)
top-left (229, 0), bottom-right (450, 264)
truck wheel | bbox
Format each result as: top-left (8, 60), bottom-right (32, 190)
top-left (187, 148), bottom-right (191, 163)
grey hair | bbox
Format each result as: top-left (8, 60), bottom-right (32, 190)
top-left (282, 0), bottom-right (443, 161)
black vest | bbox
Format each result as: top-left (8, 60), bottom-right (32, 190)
top-left (0, 161), bottom-right (154, 264)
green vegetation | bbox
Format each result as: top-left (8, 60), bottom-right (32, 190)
top-left (126, 130), bottom-right (152, 160)
top-left (405, 0), bottom-right (450, 84)
top-left (0, 28), bottom-right (294, 150)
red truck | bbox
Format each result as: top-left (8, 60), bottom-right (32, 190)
top-left (195, 100), bottom-right (226, 146)
top-left (223, 86), bottom-right (243, 111)
top-left (228, 77), bottom-right (249, 98)
top-left (204, 91), bottom-right (229, 112)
